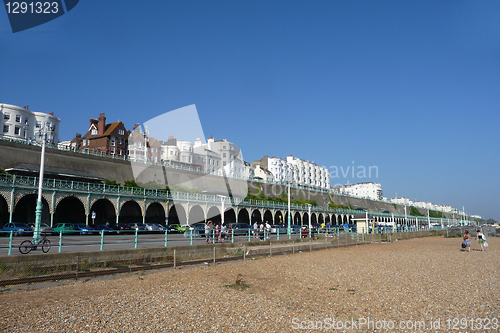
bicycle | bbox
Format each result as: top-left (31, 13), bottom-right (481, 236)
top-left (19, 237), bottom-right (51, 254)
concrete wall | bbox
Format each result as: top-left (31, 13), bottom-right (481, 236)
top-left (0, 140), bottom-right (455, 219)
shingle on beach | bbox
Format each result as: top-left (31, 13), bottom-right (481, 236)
top-left (1, 237), bottom-right (498, 332)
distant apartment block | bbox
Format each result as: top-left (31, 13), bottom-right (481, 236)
top-left (335, 182), bottom-right (383, 200)
top-left (1, 103), bottom-right (60, 144)
top-left (388, 197), bottom-right (456, 214)
top-left (194, 136), bottom-right (247, 178)
top-left (253, 155), bottom-right (330, 190)
top-left (128, 125), bottom-right (162, 163)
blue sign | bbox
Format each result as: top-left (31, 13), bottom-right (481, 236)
top-left (4, 0), bottom-right (80, 33)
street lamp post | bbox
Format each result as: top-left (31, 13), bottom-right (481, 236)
top-left (404, 205), bottom-right (408, 228)
top-left (217, 194), bottom-right (227, 225)
top-left (287, 182), bottom-right (291, 238)
top-left (307, 204), bottom-right (312, 229)
top-left (33, 116), bottom-right (54, 243)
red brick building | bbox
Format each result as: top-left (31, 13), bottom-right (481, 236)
top-left (72, 113), bottom-right (129, 156)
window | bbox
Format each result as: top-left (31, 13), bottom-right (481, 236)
top-left (15, 115), bottom-right (21, 123)
top-left (110, 147), bottom-right (115, 154)
top-left (183, 146), bottom-right (186, 151)
top-left (118, 129), bottom-right (124, 135)
top-left (182, 156), bottom-right (186, 162)
top-left (118, 148), bottom-right (122, 155)
top-left (223, 153), bottom-right (226, 158)
top-left (3, 125), bottom-right (9, 133)
top-left (91, 129), bottom-right (97, 135)
top-left (118, 138), bottom-right (122, 145)
top-left (170, 151), bottom-right (173, 155)
top-left (223, 145), bottom-right (226, 149)
top-left (110, 138), bottom-right (115, 146)
top-left (3, 114), bottom-right (10, 121)
top-left (36, 121), bottom-right (41, 128)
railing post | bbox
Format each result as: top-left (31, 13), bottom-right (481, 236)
top-left (135, 228), bottom-right (138, 249)
top-left (232, 229), bottom-right (234, 243)
top-left (8, 231), bottom-right (13, 255)
top-left (277, 228), bottom-right (280, 241)
top-left (190, 229), bottom-right (193, 246)
top-left (164, 229), bottom-right (168, 247)
top-left (59, 230), bottom-right (63, 253)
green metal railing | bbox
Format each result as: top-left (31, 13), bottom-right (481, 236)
top-left (2, 224), bottom-right (490, 256)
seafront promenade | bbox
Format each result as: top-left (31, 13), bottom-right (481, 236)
top-left (1, 236), bottom-right (498, 332)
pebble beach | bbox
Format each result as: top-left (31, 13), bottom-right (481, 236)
top-left (1, 236), bottom-right (498, 332)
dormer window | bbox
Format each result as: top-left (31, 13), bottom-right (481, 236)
top-left (118, 129), bottom-right (124, 135)
top-left (91, 129), bottom-right (98, 135)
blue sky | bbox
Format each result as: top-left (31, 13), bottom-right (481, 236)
top-left (1, 1), bottom-right (499, 219)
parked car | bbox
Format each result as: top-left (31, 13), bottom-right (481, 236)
top-left (73, 224), bottom-right (97, 235)
top-left (54, 223), bottom-right (77, 234)
top-left (170, 224), bottom-right (188, 233)
top-left (184, 224), bottom-right (206, 238)
top-left (93, 224), bottom-right (115, 233)
top-left (115, 223), bottom-right (133, 233)
top-left (165, 224), bottom-right (178, 233)
top-left (270, 224), bottom-right (287, 234)
top-left (290, 225), bottom-right (302, 234)
top-left (29, 223), bottom-right (55, 236)
top-left (129, 223), bottom-right (147, 232)
top-left (3, 222), bottom-right (33, 236)
top-left (145, 223), bottom-right (163, 233)
top-left (226, 223), bottom-right (252, 236)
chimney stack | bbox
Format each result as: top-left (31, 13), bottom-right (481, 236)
top-left (98, 113), bottom-right (106, 135)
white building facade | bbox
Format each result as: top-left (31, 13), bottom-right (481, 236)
top-left (193, 136), bottom-right (245, 178)
top-left (335, 182), bottom-right (383, 200)
top-left (1, 103), bottom-right (60, 144)
top-left (255, 155), bottom-right (330, 190)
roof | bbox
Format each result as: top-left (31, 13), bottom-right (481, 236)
top-left (83, 121), bottom-right (125, 139)
top-left (5, 164), bottom-right (105, 182)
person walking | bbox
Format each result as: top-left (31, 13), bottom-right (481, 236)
top-left (208, 220), bottom-right (214, 244)
top-left (205, 221), bottom-right (210, 243)
top-left (259, 223), bottom-right (265, 241)
top-left (214, 224), bottom-right (220, 243)
top-left (220, 224), bottom-right (226, 243)
top-left (463, 230), bottom-right (472, 252)
top-left (476, 229), bottom-right (485, 251)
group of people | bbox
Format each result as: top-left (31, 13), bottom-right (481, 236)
top-left (462, 230), bottom-right (486, 252)
top-left (253, 221), bottom-right (272, 240)
top-left (204, 220), bottom-right (227, 244)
